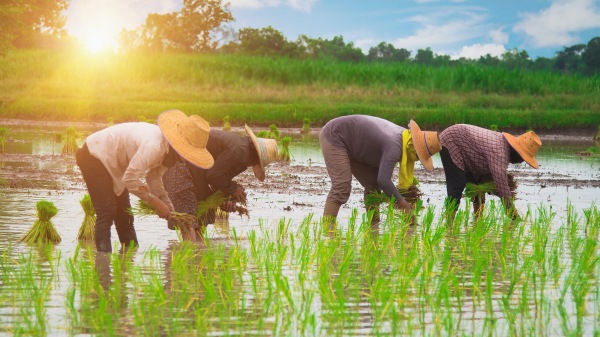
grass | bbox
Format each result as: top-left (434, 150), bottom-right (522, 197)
top-left (1, 202), bottom-right (599, 336)
top-left (0, 49), bottom-right (599, 130)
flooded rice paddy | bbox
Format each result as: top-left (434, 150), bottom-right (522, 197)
top-left (0, 119), bottom-right (599, 336)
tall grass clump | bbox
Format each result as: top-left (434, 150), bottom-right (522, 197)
top-left (21, 200), bottom-right (61, 244)
top-left (223, 115), bottom-right (231, 131)
top-left (268, 124), bottom-right (280, 140)
top-left (0, 127), bottom-right (7, 153)
top-left (61, 126), bottom-right (78, 155)
top-left (279, 136), bottom-right (292, 161)
top-left (301, 118), bottom-right (311, 134)
top-left (77, 194), bottom-right (96, 242)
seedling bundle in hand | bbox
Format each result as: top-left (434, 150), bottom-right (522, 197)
top-left (77, 194), bottom-right (96, 242)
top-left (129, 199), bottom-right (198, 241)
top-left (21, 200), bottom-right (61, 244)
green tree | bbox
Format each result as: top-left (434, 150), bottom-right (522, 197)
top-left (414, 48), bottom-right (434, 65)
top-left (120, 0), bottom-right (233, 52)
top-left (582, 37), bottom-right (600, 74)
top-left (554, 44), bottom-right (586, 74)
top-left (367, 42), bottom-right (410, 62)
top-left (300, 35), bottom-right (364, 62)
top-left (0, 0), bottom-right (66, 53)
top-left (502, 48), bottom-right (532, 69)
top-left (235, 26), bottom-right (298, 57)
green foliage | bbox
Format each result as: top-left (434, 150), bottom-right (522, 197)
top-left (119, 0), bottom-right (233, 52)
top-left (61, 126), bottom-right (79, 155)
top-left (490, 124), bottom-right (499, 131)
top-left (21, 200), bottom-right (61, 244)
top-left (255, 130), bottom-right (268, 138)
top-left (301, 118), bottom-right (311, 134)
top-left (1, 50), bottom-right (600, 129)
top-left (77, 194), bottom-right (96, 242)
top-left (0, 127), bottom-right (7, 153)
top-left (267, 124), bottom-right (280, 140)
top-left (279, 136), bottom-right (292, 161)
top-left (223, 115), bottom-right (231, 131)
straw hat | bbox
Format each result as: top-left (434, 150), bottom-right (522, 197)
top-left (245, 124), bottom-right (278, 182)
top-left (157, 109), bottom-right (214, 169)
top-left (503, 131), bottom-right (542, 168)
top-left (408, 119), bottom-right (441, 171)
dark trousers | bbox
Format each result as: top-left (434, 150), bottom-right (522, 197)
top-left (440, 147), bottom-right (484, 208)
top-left (76, 144), bottom-right (137, 253)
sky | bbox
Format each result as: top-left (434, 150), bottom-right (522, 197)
top-left (64, 0), bottom-right (600, 59)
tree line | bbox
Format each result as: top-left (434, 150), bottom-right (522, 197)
top-left (1, 0), bottom-right (599, 75)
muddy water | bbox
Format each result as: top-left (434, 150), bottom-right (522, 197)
top-left (0, 120), bottom-right (599, 335)
top-left (0, 121), bottom-right (599, 253)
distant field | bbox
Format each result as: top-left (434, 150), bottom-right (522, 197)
top-left (1, 49), bottom-right (599, 130)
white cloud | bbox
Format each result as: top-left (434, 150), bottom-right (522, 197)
top-left (392, 8), bottom-right (490, 51)
top-left (229, 0), bottom-right (318, 12)
top-left (489, 27), bottom-right (508, 45)
top-left (513, 0), bottom-right (600, 47)
top-left (452, 43), bottom-right (506, 59)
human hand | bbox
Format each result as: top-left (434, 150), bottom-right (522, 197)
top-left (220, 201), bottom-right (237, 213)
top-left (396, 198), bottom-right (415, 225)
top-left (149, 197), bottom-right (171, 220)
top-left (232, 185), bottom-right (247, 203)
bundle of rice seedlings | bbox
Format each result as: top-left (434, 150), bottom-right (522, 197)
top-left (464, 181), bottom-right (496, 202)
top-left (594, 126), bottom-right (600, 141)
top-left (0, 127), bottom-right (7, 154)
top-left (268, 124), bottom-right (280, 140)
top-left (199, 191), bottom-right (250, 221)
top-left (61, 126), bottom-right (79, 155)
top-left (279, 136), bottom-right (292, 161)
top-left (464, 174), bottom-right (518, 201)
top-left (301, 118), bottom-right (311, 134)
top-left (223, 116), bottom-right (231, 131)
top-left (77, 194), bottom-right (96, 242)
top-left (490, 124), bottom-right (499, 132)
top-left (399, 185), bottom-right (423, 205)
top-left (256, 130), bottom-right (268, 138)
top-left (129, 200), bottom-right (198, 241)
top-left (21, 200), bottom-right (61, 244)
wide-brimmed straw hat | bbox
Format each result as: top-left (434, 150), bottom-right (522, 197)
top-left (157, 109), bottom-right (214, 169)
top-left (503, 131), bottom-right (542, 168)
top-left (408, 119), bottom-right (441, 171)
top-left (245, 124), bottom-right (278, 182)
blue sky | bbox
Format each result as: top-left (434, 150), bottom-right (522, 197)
top-left (65, 0), bottom-right (600, 59)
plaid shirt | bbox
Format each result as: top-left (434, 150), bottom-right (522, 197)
top-left (439, 124), bottom-right (512, 198)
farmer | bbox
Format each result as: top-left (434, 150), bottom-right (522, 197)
top-left (438, 124), bottom-right (542, 220)
top-left (162, 125), bottom-right (278, 240)
top-left (320, 115), bottom-right (441, 224)
top-left (76, 109), bottom-right (214, 253)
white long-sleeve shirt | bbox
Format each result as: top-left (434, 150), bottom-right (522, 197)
top-left (85, 122), bottom-right (172, 205)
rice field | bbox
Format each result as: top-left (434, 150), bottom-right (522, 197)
top-left (0, 200), bottom-right (598, 336)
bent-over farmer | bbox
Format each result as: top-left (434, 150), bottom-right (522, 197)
top-left (162, 125), bottom-right (278, 241)
top-left (320, 115), bottom-right (441, 224)
top-left (76, 109), bottom-right (214, 252)
top-left (438, 124), bottom-right (542, 220)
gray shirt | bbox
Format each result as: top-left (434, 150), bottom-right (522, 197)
top-left (321, 115), bottom-right (405, 202)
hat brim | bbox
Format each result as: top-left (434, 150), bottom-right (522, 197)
top-left (245, 124), bottom-right (266, 181)
top-left (503, 132), bottom-right (538, 169)
top-left (408, 120), bottom-right (434, 171)
top-left (158, 110), bottom-right (214, 169)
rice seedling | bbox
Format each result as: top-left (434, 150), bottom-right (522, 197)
top-left (301, 118), bottom-right (311, 134)
top-left (77, 194), bottom-right (96, 242)
top-left (129, 199), bottom-right (198, 241)
top-left (490, 124), bottom-right (499, 131)
top-left (61, 126), bottom-right (79, 155)
top-left (256, 130), bottom-right (268, 138)
top-left (107, 116), bottom-right (114, 126)
top-left (268, 124), bottom-right (280, 140)
top-left (279, 136), bottom-right (292, 161)
top-left (594, 125), bottom-right (600, 141)
top-left (0, 127), bottom-right (7, 153)
top-left (21, 200), bottom-right (61, 244)
top-left (223, 115), bottom-right (231, 131)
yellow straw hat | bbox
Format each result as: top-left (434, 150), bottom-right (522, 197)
top-left (408, 119), bottom-right (441, 171)
top-left (245, 124), bottom-right (278, 182)
top-left (157, 109), bottom-right (214, 169)
top-left (503, 131), bottom-right (542, 168)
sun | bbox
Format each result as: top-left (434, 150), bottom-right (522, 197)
top-left (65, 1), bottom-right (126, 53)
